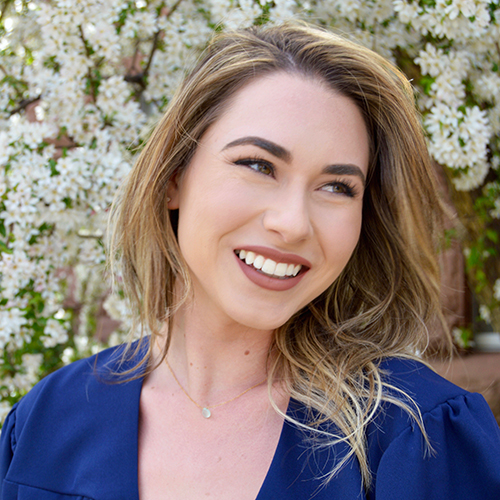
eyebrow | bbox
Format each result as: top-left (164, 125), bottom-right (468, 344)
top-left (323, 164), bottom-right (366, 187)
top-left (222, 135), bottom-right (366, 186)
top-left (222, 136), bottom-right (292, 163)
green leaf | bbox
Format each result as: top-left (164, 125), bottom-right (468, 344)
top-left (420, 75), bottom-right (435, 96)
top-left (0, 240), bottom-right (11, 253)
top-left (486, 229), bottom-right (498, 243)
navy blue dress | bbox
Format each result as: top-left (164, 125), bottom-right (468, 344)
top-left (1, 345), bottom-right (499, 499)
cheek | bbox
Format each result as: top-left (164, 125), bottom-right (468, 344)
top-left (175, 176), bottom-right (258, 265)
top-left (322, 209), bottom-right (363, 273)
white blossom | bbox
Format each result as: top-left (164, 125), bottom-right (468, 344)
top-left (494, 279), bottom-right (500, 302)
top-left (121, 10), bottom-right (158, 39)
top-left (11, 353), bottom-right (43, 391)
top-left (479, 304), bottom-right (491, 324)
top-left (41, 318), bottom-right (68, 348)
top-left (0, 308), bottom-right (28, 346)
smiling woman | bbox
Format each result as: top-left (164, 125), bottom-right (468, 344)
top-left (1, 22), bottom-right (500, 500)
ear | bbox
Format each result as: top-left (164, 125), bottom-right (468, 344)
top-left (166, 174), bottom-right (180, 209)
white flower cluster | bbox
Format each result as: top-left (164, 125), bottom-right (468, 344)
top-left (144, 9), bottom-right (212, 104)
top-left (424, 103), bottom-right (491, 190)
top-left (9, 353), bottom-right (43, 393)
top-left (0, 307), bottom-right (28, 350)
top-left (414, 43), bottom-right (493, 191)
top-left (0, 0), bottom-right (170, 409)
top-left (103, 291), bottom-right (140, 341)
top-left (208, 0), bottom-right (262, 29)
top-left (394, 0), bottom-right (490, 40)
top-left (312, 1), bottom-right (499, 196)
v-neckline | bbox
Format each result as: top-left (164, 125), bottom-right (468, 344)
top-left (131, 374), bottom-right (294, 500)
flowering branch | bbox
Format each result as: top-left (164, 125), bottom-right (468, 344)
top-left (78, 25), bottom-right (93, 59)
top-left (124, 0), bottom-right (185, 88)
top-left (8, 96), bottom-right (41, 116)
top-left (142, 31), bottom-right (160, 80)
top-left (124, 31), bottom-right (160, 89)
top-left (164, 0), bottom-right (185, 18)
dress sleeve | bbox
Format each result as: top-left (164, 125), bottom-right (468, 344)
top-left (0, 404), bottom-right (17, 498)
top-left (373, 393), bottom-right (500, 500)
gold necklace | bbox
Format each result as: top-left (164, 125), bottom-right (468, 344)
top-left (165, 359), bottom-right (267, 419)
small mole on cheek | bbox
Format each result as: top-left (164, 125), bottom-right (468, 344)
top-left (190, 362), bottom-right (193, 366)
top-left (244, 350), bottom-right (250, 356)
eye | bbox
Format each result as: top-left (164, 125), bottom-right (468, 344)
top-left (234, 158), bottom-right (275, 176)
top-left (321, 180), bottom-right (357, 198)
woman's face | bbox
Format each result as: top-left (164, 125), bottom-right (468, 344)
top-left (168, 72), bottom-right (370, 331)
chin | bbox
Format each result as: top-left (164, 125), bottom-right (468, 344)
top-left (231, 307), bottom-right (298, 333)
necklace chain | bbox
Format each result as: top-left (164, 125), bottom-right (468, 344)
top-left (165, 359), bottom-right (266, 419)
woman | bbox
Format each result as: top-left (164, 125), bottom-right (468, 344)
top-left (1, 22), bottom-right (500, 500)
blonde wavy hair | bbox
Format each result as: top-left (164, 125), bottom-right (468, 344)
top-left (108, 22), bottom-right (446, 489)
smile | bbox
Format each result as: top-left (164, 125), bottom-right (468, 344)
top-left (235, 249), bottom-right (302, 279)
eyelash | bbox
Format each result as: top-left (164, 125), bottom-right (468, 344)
top-left (321, 179), bottom-right (357, 198)
top-left (234, 157), bottom-right (275, 176)
top-left (234, 157), bottom-right (358, 198)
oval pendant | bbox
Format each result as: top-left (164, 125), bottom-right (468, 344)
top-left (201, 407), bottom-right (211, 419)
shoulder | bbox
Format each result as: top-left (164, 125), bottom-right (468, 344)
top-left (371, 356), bottom-right (497, 442)
top-left (367, 357), bottom-right (500, 499)
top-left (14, 342), bottom-right (145, 429)
top-left (1, 342), bottom-right (146, 497)
top-left (7, 341), bottom-right (148, 455)
top-left (378, 356), bottom-right (469, 412)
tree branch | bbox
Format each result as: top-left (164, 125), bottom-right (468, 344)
top-left (164, 0), bottom-right (185, 19)
top-left (142, 31), bottom-right (160, 79)
top-left (130, 40), bottom-right (141, 72)
top-left (123, 0), bottom-right (185, 88)
top-left (78, 25), bottom-right (93, 59)
top-left (0, 0), bottom-right (13, 27)
top-left (9, 95), bottom-right (41, 116)
top-left (78, 25), bottom-right (100, 102)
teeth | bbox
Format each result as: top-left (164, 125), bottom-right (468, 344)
top-left (236, 250), bottom-right (303, 279)
top-left (275, 263), bottom-right (287, 277)
top-left (245, 251), bottom-right (255, 265)
top-left (261, 259), bottom-right (276, 275)
top-left (253, 255), bottom-right (264, 269)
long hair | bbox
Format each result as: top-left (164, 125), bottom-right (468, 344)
top-left (108, 22), bottom-right (445, 488)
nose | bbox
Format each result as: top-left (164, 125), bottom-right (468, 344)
top-left (261, 188), bottom-right (313, 243)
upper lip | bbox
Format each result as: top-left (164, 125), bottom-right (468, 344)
top-left (235, 245), bottom-right (312, 268)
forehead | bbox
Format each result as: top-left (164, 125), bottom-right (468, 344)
top-left (200, 72), bottom-right (370, 176)
top-left (201, 73), bottom-right (369, 172)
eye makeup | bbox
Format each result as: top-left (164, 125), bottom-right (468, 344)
top-left (234, 157), bottom-right (275, 176)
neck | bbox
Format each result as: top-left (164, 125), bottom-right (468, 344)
top-left (154, 299), bottom-right (277, 406)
